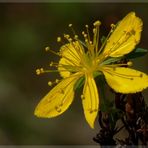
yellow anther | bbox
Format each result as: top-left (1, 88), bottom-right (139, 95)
top-left (111, 23), bottom-right (115, 28)
top-left (85, 25), bottom-right (88, 28)
top-left (45, 46), bottom-right (50, 51)
top-left (49, 62), bottom-right (53, 67)
top-left (93, 20), bottom-right (101, 26)
top-left (84, 34), bottom-right (87, 38)
top-left (55, 79), bottom-right (59, 83)
top-left (68, 38), bottom-right (72, 42)
top-left (64, 34), bottom-right (70, 39)
top-left (127, 61), bottom-right (133, 67)
top-left (82, 31), bottom-right (85, 35)
top-left (48, 81), bottom-right (52, 86)
top-left (74, 35), bottom-right (78, 39)
top-left (40, 68), bottom-right (44, 73)
top-left (85, 39), bottom-right (88, 43)
top-left (68, 24), bottom-right (72, 27)
top-left (36, 69), bottom-right (41, 75)
top-left (57, 37), bottom-right (61, 42)
top-left (90, 41), bottom-right (92, 44)
top-left (93, 28), bottom-right (96, 33)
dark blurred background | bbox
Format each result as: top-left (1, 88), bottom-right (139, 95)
top-left (0, 3), bottom-right (148, 145)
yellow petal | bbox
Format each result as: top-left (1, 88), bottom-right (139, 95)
top-left (60, 41), bottom-right (83, 66)
top-left (102, 67), bottom-right (148, 93)
top-left (34, 74), bottom-right (80, 118)
top-left (103, 12), bottom-right (143, 57)
top-left (58, 41), bottom-right (84, 78)
top-left (82, 73), bottom-right (99, 128)
top-left (58, 58), bottom-right (71, 78)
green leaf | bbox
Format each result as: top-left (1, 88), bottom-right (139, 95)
top-left (125, 48), bottom-right (148, 59)
top-left (93, 71), bottom-right (102, 78)
top-left (101, 57), bottom-right (122, 65)
top-left (74, 76), bottom-right (85, 90)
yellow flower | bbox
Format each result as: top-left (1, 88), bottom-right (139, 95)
top-left (34, 12), bottom-right (148, 128)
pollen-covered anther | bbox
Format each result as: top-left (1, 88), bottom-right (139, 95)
top-left (89, 41), bottom-right (92, 44)
top-left (127, 61), bottom-right (133, 67)
top-left (36, 68), bottom-right (44, 75)
top-left (93, 20), bottom-right (101, 26)
top-left (57, 37), bottom-right (61, 42)
top-left (48, 81), bottom-right (53, 86)
top-left (85, 39), bottom-right (88, 43)
top-left (85, 24), bottom-right (89, 28)
top-left (64, 34), bottom-right (70, 39)
top-left (74, 35), bottom-right (78, 39)
top-left (49, 62), bottom-right (53, 67)
top-left (36, 69), bottom-right (41, 75)
top-left (55, 79), bottom-right (59, 83)
top-left (68, 24), bottom-right (72, 27)
top-left (82, 31), bottom-right (85, 35)
top-left (45, 46), bottom-right (50, 52)
top-left (111, 23), bottom-right (115, 28)
top-left (68, 38), bottom-right (72, 42)
top-left (93, 28), bottom-right (96, 33)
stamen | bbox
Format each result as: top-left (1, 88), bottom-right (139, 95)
top-left (93, 20), bottom-right (101, 54)
top-left (49, 62), bottom-right (54, 67)
top-left (36, 69), bottom-right (41, 75)
top-left (127, 61), bottom-right (133, 67)
top-left (64, 34), bottom-right (73, 43)
top-left (57, 37), bottom-right (62, 42)
top-left (85, 24), bottom-right (91, 43)
top-left (110, 23), bottom-right (115, 29)
top-left (68, 24), bottom-right (72, 27)
top-left (74, 35), bottom-right (78, 40)
top-left (45, 46), bottom-right (50, 52)
top-left (45, 46), bottom-right (60, 56)
top-left (55, 79), bottom-right (59, 83)
top-left (93, 20), bottom-right (101, 26)
top-left (48, 81), bottom-right (52, 86)
top-left (36, 68), bottom-right (44, 75)
top-left (97, 24), bottom-right (114, 57)
top-left (68, 23), bottom-right (78, 39)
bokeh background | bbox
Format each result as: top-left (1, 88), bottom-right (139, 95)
top-left (0, 3), bottom-right (148, 145)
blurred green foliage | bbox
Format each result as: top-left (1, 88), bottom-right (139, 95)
top-left (0, 3), bottom-right (148, 145)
